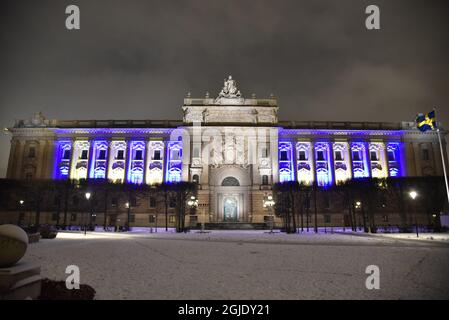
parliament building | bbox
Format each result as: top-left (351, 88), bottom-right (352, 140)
top-left (3, 76), bottom-right (447, 229)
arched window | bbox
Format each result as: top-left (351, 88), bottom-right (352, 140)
top-left (262, 175), bottom-right (269, 185)
top-left (222, 176), bottom-right (240, 186)
top-left (192, 174), bottom-right (199, 184)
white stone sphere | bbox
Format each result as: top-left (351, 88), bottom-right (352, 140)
top-left (0, 224), bottom-right (29, 268)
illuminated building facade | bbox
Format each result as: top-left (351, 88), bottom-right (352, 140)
top-left (4, 76), bottom-right (447, 228)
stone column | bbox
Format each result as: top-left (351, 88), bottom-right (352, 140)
top-left (104, 139), bottom-right (111, 180)
top-left (69, 139), bottom-right (77, 180)
top-left (412, 142), bottom-right (422, 176)
top-left (6, 139), bottom-right (18, 179)
top-left (405, 141), bottom-right (416, 176)
top-left (365, 141), bottom-right (372, 178)
top-left (311, 141), bottom-right (317, 184)
top-left (87, 140), bottom-right (95, 179)
top-left (45, 139), bottom-right (57, 179)
top-left (347, 141), bottom-right (354, 179)
top-left (382, 141), bottom-right (390, 177)
top-left (35, 140), bottom-right (46, 179)
top-left (400, 141), bottom-right (408, 177)
top-left (432, 142), bottom-right (443, 175)
top-left (329, 142), bottom-right (335, 185)
top-left (292, 140), bottom-right (298, 182)
top-left (162, 139), bottom-right (168, 183)
top-left (123, 138), bottom-right (132, 183)
top-left (270, 128), bottom-right (279, 183)
top-left (15, 140), bottom-right (25, 179)
top-left (182, 140), bottom-right (190, 182)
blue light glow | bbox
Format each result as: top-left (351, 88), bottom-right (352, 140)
top-left (314, 142), bottom-right (333, 187)
top-left (387, 142), bottom-right (403, 177)
top-left (127, 141), bottom-right (146, 184)
top-left (55, 141), bottom-right (72, 179)
top-left (350, 142), bottom-right (370, 179)
top-left (278, 141), bottom-right (294, 182)
top-left (89, 141), bottom-right (108, 179)
top-left (165, 141), bottom-right (182, 183)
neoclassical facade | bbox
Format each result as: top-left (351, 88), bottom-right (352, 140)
top-left (4, 76), bottom-right (447, 227)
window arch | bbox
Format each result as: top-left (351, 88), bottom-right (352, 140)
top-left (222, 176), bottom-right (240, 186)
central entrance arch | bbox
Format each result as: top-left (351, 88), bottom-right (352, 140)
top-left (210, 165), bottom-right (251, 223)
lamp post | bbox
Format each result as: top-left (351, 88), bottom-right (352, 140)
top-left (125, 202), bottom-right (130, 231)
top-left (263, 195), bottom-right (276, 234)
top-left (355, 201), bottom-right (362, 232)
top-left (18, 200), bottom-right (25, 225)
top-left (85, 192), bottom-right (91, 236)
top-left (187, 196), bottom-right (200, 232)
top-left (409, 190), bottom-right (419, 238)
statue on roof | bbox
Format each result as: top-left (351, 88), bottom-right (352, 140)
top-left (218, 75), bottom-right (242, 99)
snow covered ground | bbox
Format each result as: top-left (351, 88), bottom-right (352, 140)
top-left (358, 232), bottom-right (449, 242)
top-left (24, 230), bottom-right (449, 300)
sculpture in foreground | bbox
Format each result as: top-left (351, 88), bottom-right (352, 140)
top-left (0, 224), bottom-right (42, 300)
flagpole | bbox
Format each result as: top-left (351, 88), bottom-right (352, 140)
top-left (436, 127), bottom-right (449, 209)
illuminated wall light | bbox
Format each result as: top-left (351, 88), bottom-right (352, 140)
top-left (165, 141), bottom-right (182, 183)
top-left (278, 141), bottom-right (294, 182)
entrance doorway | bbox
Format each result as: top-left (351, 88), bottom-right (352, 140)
top-left (223, 196), bottom-right (238, 221)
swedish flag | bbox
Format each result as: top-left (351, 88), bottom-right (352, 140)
top-left (416, 110), bottom-right (437, 132)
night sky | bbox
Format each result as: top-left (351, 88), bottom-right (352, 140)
top-left (0, 0), bottom-right (448, 177)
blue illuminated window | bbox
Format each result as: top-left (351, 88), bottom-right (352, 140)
top-left (135, 150), bottom-right (143, 160)
top-left (99, 150), bottom-right (107, 160)
top-left (278, 141), bottom-right (294, 182)
top-left (280, 151), bottom-right (288, 161)
top-left (352, 150), bottom-right (361, 161)
top-left (317, 151), bottom-right (325, 161)
top-left (63, 149), bottom-right (71, 160)
top-left (388, 151), bottom-right (395, 161)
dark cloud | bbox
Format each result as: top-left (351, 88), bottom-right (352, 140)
top-left (0, 0), bottom-right (448, 177)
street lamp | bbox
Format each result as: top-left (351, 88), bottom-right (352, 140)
top-left (355, 201), bottom-right (363, 231)
top-left (187, 196), bottom-right (200, 232)
top-left (263, 195), bottom-right (276, 233)
top-left (409, 190), bottom-right (419, 237)
top-left (18, 200), bottom-right (25, 225)
top-left (125, 202), bottom-right (131, 231)
top-left (85, 192), bottom-right (92, 235)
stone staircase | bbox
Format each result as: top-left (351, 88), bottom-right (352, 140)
top-left (204, 222), bottom-right (267, 230)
